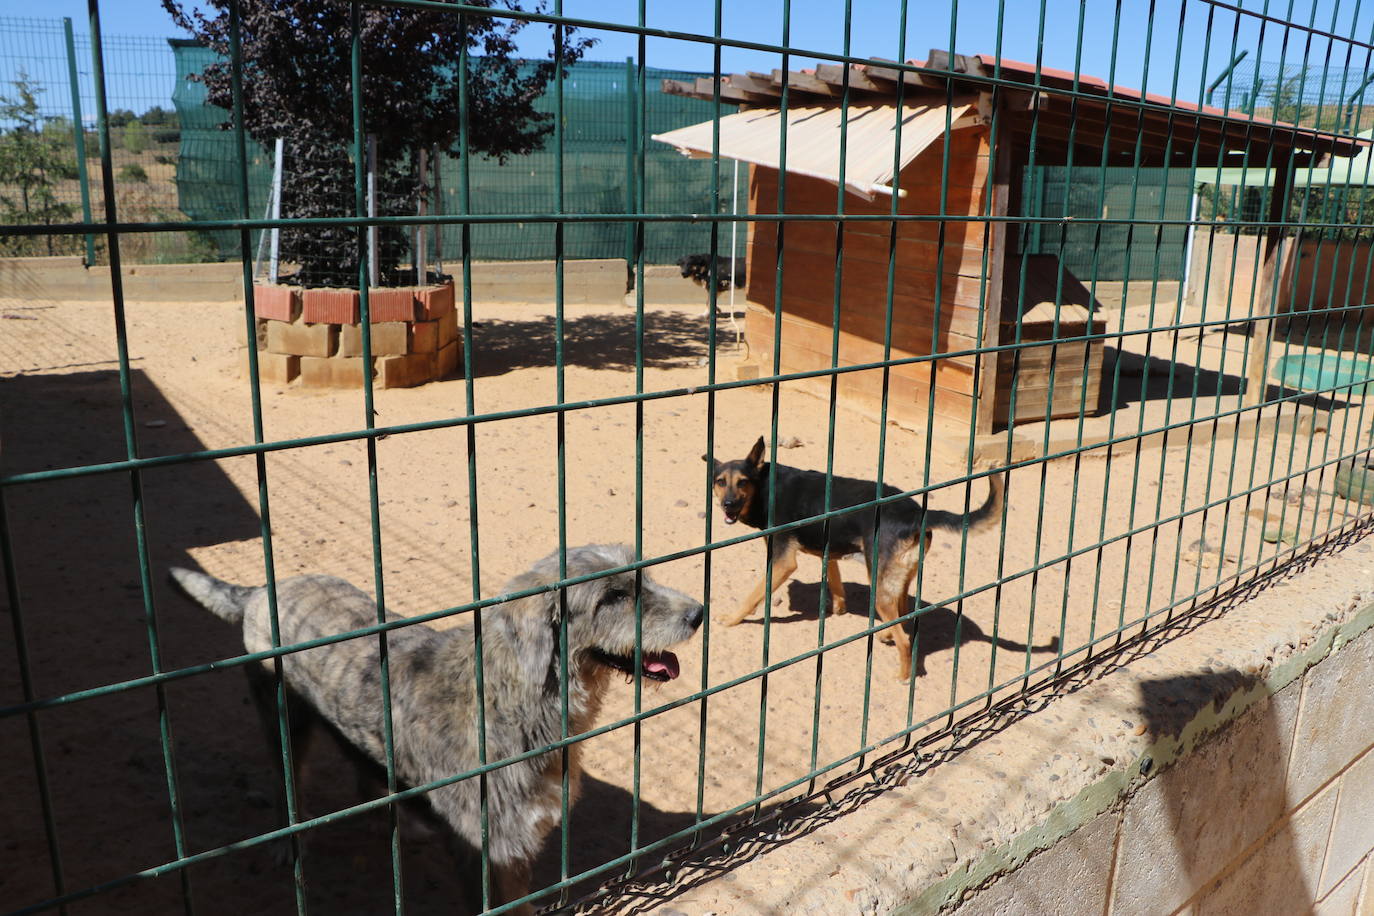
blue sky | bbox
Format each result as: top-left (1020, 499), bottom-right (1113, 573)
top-left (25, 0), bottom-right (1374, 111)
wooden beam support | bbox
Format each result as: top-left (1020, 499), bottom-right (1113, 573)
top-left (1244, 151), bottom-right (1295, 407)
top-left (1022, 104), bottom-right (1235, 152)
top-left (978, 98), bottom-right (1012, 436)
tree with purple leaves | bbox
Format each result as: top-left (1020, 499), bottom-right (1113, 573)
top-left (164, 0), bottom-right (592, 287)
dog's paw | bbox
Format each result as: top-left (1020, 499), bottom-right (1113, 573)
top-left (877, 631), bottom-right (896, 646)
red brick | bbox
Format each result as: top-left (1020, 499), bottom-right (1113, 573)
top-left (301, 288), bottom-right (360, 324)
top-left (437, 308), bottom-right (458, 347)
top-left (266, 319), bottom-right (338, 358)
top-left (437, 341), bottom-right (459, 378)
top-left (365, 287), bottom-right (418, 323)
top-left (417, 282), bottom-right (455, 320)
top-left (409, 319), bottom-right (440, 354)
top-left (339, 322), bottom-right (408, 357)
top-left (252, 284), bottom-right (299, 322)
top-left (240, 350), bottom-right (300, 385)
top-left (379, 352), bottom-right (435, 389)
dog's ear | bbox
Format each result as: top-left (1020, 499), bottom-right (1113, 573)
top-left (484, 585), bottom-right (559, 679)
top-left (701, 453), bottom-right (722, 473)
top-left (519, 593), bottom-right (560, 681)
top-left (746, 436), bottom-right (766, 469)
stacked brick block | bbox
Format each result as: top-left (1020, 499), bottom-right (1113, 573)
top-left (242, 282), bottom-right (458, 389)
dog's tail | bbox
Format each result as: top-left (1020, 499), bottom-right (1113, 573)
top-left (924, 471), bottom-right (1006, 537)
top-left (168, 567), bottom-right (257, 625)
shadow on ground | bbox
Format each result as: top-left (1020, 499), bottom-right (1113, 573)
top-left (1103, 347), bottom-right (1349, 412)
top-left (467, 310), bottom-right (713, 376)
top-left (0, 368), bottom-right (293, 914)
top-left (762, 580), bottom-right (1060, 678)
top-left (0, 366), bottom-right (725, 915)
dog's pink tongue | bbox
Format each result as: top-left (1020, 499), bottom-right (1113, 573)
top-left (644, 651), bottom-right (680, 680)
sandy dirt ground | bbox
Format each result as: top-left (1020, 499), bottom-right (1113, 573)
top-left (2, 291), bottom-right (1370, 914)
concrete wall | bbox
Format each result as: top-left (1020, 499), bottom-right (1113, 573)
top-left (949, 625), bottom-right (1374, 916)
top-left (0, 256), bottom-right (636, 305)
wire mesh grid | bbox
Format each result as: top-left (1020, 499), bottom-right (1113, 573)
top-left (4, 0), bottom-right (1374, 914)
top-left (0, 16), bottom-right (207, 263)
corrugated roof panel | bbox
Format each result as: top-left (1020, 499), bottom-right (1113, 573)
top-left (650, 101), bottom-right (974, 200)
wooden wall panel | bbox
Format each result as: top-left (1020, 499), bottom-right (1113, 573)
top-left (747, 309), bottom-right (976, 426)
top-left (743, 122), bottom-right (994, 428)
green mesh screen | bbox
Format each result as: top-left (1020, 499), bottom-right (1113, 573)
top-left (1020, 166), bottom-right (1195, 282)
top-left (169, 39), bottom-right (273, 262)
top-left (168, 45), bottom-right (738, 265)
top-left (439, 60), bottom-right (744, 264)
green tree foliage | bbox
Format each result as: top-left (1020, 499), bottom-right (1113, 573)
top-left (106, 108), bottom-right (138, 128)
top-left (164, 0), bottom-right (594, 287)
top-left (0, 72), bottom-right (79, 256)
top-left (123, 119), bottom-right (148, 155)
top-left (141, 105), bottom-right (179, 127)
top-left (1268, 74), bottom-right (1311, 125)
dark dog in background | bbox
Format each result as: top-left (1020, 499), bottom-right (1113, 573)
top-left (677, 253), bottom-right (745, 292)
top-left (707, 437), bottom-right (1005, 681)
top-left (171, 545), bottom-right (703, 914)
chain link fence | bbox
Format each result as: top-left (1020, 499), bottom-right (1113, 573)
top-left (0, 16), bottom-right (200, 263)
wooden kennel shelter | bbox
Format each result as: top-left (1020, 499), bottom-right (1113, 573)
top-left (655, 52), bottom-right (1365, 431)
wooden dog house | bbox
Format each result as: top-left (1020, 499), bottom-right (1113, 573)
top-left (656, 52), bottom-right (1364, 432)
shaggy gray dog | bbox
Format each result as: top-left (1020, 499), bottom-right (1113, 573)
top-left (171, 544), bottom-right (703, 913)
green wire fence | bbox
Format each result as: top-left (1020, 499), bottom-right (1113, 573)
top-left (5, 0), bottom-right (1374, 914)
top-left (0, 17), bottom-right (738, 267)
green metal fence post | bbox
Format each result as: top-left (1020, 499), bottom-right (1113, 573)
top-left (84, 0), bottom-right (194, 910)
top-left (223, 4), bottom-right (306, 910)
top-left (1206, 50), bottom-right (1250, 106)
top-left (624, 55), bottom-right (636, 273)
top-left (348, 3), bottom-right (405, 909)
top-left (62, 16), bottom-right (95, 266)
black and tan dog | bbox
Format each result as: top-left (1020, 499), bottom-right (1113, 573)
top-left (707, 437), bottom-right (1004, 680)
top-left (677, 253), bottom-right (745, 292)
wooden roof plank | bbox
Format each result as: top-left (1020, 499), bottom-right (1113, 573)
top-left (813, 63), bottom-right (886, 93)
top-left (862, 57), bottom-right (948, 91)
top-left (665, 54), bottom-right (1370, 161)
top-left (725, 73), bottom-right (782, 98)
top-left (662, 78), bottom-right (698, 98)
top-left (691, 76), bottom-right (772, 104)
top-left (770, 69), bottom-right (839, 99)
